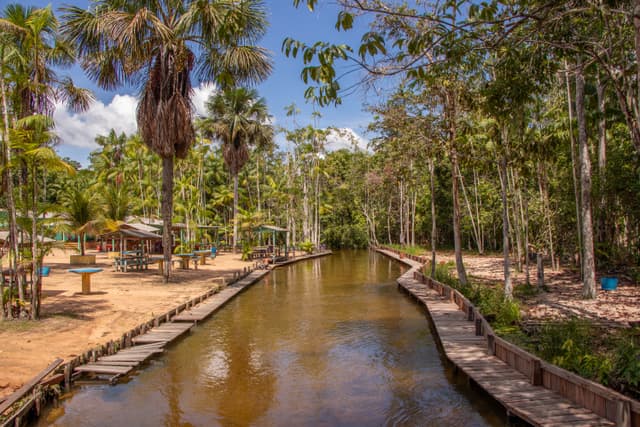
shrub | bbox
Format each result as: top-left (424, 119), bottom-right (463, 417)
top-left (299, 241), bottom-right (314, 254)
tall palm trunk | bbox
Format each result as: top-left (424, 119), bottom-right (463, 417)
top-left (575, 62), bottom-right (597, 299)
top-left (0, 55), bottom-right (19, 320)
top-left (232, 173), bottom-right (239, 253)
top-left (162, 156), bottom-right (174, 282)
top-left (30, 167), bottom-right (41, 319)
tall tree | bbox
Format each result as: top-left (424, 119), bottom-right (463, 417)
top-left (62, 0), bottom-right (271, 281)
top-left (202, 87), bottom-right (273, 252)
top-left (1, 4), bottom-right (90, 319)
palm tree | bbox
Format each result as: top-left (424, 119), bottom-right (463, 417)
top-left (1, 4), bottom-right (90, 319)
top-left (60, 182), bottom-right (99, 257)
top-left (61, 0), bottom-right (271, 282)
top-left (202, 87), bottom-right (274, 252)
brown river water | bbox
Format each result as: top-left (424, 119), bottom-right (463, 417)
top-left (39, 250), bottom-right (505, 426)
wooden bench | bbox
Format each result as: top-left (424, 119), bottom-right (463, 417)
top-left (113, 256), bottom-right (149, 272)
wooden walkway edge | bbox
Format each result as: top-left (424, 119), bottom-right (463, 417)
top-left (377, 248), bottom-right (618, 427)
top-left (173, 270), bottom-right (270, 322)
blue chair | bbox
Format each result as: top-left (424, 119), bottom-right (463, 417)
top-left (211, 247), bottom-right (217, 258)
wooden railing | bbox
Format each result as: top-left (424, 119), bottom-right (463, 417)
top-left (381, 247), bottom-right (640, 427)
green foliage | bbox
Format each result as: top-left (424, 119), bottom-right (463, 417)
top-left (241, 241), bottom-right (253, 261)
top-left (429, 259), bottom-right (520, 331)
top-left (611, 332), bottom-right (640, 393)
top-left (322, 224), bottom-right (368, 249)
top-left (299, 241), bottom-right (314, 254)
top-left (388, 244), bottom-right (425, 256)
top-left (552, 339), bottom-right (613, 384)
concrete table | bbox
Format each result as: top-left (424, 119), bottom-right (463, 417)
top-left (68, 268), bottom-right (103, 294)
top-left (194, 250), bottom-right (210, 265)
top-left (150, 256), bottom-right (164, 272)
top-left (174, 253), bottom-right (194, 270)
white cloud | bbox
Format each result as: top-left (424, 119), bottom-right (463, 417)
top-left (53, 83), bottom-right (217, 151)
top-left (325, 127), bottom-right (369, 151)
top-left (192, 83), bottom-right (217, 117)
top-left (53, 94), bottom-right (138, 149)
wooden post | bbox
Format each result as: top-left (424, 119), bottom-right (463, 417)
top-left (475, 317), bottom-right (482, 336)
top-left (537, 252), bottom-right (544, 288)
top-left (487, 334), bottom-right (495, 356)
top-left (81, 274), bottom-right (91, 294)
top-left (616, 400), bottom-right (631, 427)
top-left (530, 359), bottom-right (542, 386)
top-left (64, 363), bottom-right (73, 392)
top-left (467, 305), bottom-right (474, 321)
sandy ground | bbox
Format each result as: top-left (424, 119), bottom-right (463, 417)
top-left (0, 248), bottom-right (257, 399)
top-left (437, 251), bottom-right (640, 325)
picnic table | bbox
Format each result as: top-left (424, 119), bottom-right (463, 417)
top-left (113, 254), bottom-right (149, 272)
top-left (174, 253), bottom-right (194, 270)
top-left (193, 250), bottom-right (211, 265)
top-left (68, 268), bottom-right (103, 294)
top-left (149, 256), bottom-right (165, 272)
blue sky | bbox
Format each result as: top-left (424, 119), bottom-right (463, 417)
top-left (2, 0), bottom-right (380, 165)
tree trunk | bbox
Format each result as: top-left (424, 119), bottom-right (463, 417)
top-left (411, 190), bottom-right (417, 247)
top-left (575, 62), bottom-right (597, 299)
top-left (634, 0), bottom-right (640, 118)
top-left (596, 74), bottom-right (607, 243)
top-left (536, 252), bottom-right (544, 289)
top-left (473, 169), bottom-right (484, 254)
top-left (399, 181), bottom-right (404, 245)
top-left (459, 165), bottom-right (482, 254)
top-left (523, 193), bottom-right (530, 286)
top-left (430, 159), bottom-right (437, 278)
top-left (232, 173), bottom-right (239, 253)
top-left (565, 61), bottom-right (583, 272)
top-left (451, 149), bottom-right (468, 286)
top-left (0, 55), bottom-right (19, 319)
top-left (387, 199), bottom-right (392, 244)
top-left (499, 156), bottom-right (512, 299)
top-left (162, 156), bottom-right (174, 283)
top-left (302, 175), bottom-right (310, 242)
top-left (507, 167), bottom-right (523, 273)
top-left (538, 164), bottom-right (557, 270)
top-left (30, 168), bottom-right (41, 319)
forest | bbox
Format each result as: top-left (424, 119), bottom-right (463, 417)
top-left (1, 0), bottom-right (640, 323)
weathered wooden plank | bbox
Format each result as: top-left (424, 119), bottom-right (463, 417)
top-left (92, 361), bottom-right (138, 367)
top-left (0, 358), bottom-right (63, 415)
top-left (74, 364), bottom-right (132, 375)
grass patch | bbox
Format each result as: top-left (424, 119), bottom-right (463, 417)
top-left (387, 243), bottom-right (426, 256)
top-left (0, 319), bottom-right (41, 333)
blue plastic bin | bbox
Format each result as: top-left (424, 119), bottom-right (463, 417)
top-left (39, 266), bottom-right (50, 277)
top-left (600, 277), bottom-right (618, 291)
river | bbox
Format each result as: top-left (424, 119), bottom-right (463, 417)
top-left (39, 250), bottom-right (505, 426)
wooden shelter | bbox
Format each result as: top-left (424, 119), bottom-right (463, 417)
top-left (253, 225), bottom-right (289, 263)
top-left (98, 223), bottom-right (162, 255)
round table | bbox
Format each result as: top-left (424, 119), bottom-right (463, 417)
top-left (174, 253), bottom-right (194, 269)
top-left (194, 250), bottom-right (211, 265)
top-left (68, 268), bottom-right (103, 294)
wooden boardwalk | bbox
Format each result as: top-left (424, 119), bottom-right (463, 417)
top-left (173, 270), bottom-right (270, 322)
top-left (131, 322), bottom-right (194, 344)
top-left (380, 250), bottom-right (615, 427)
top-left (73, 269), bottom-right (270, 382)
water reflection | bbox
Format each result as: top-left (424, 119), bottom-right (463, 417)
top-left (40, 250), bottom-right (503, 427)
